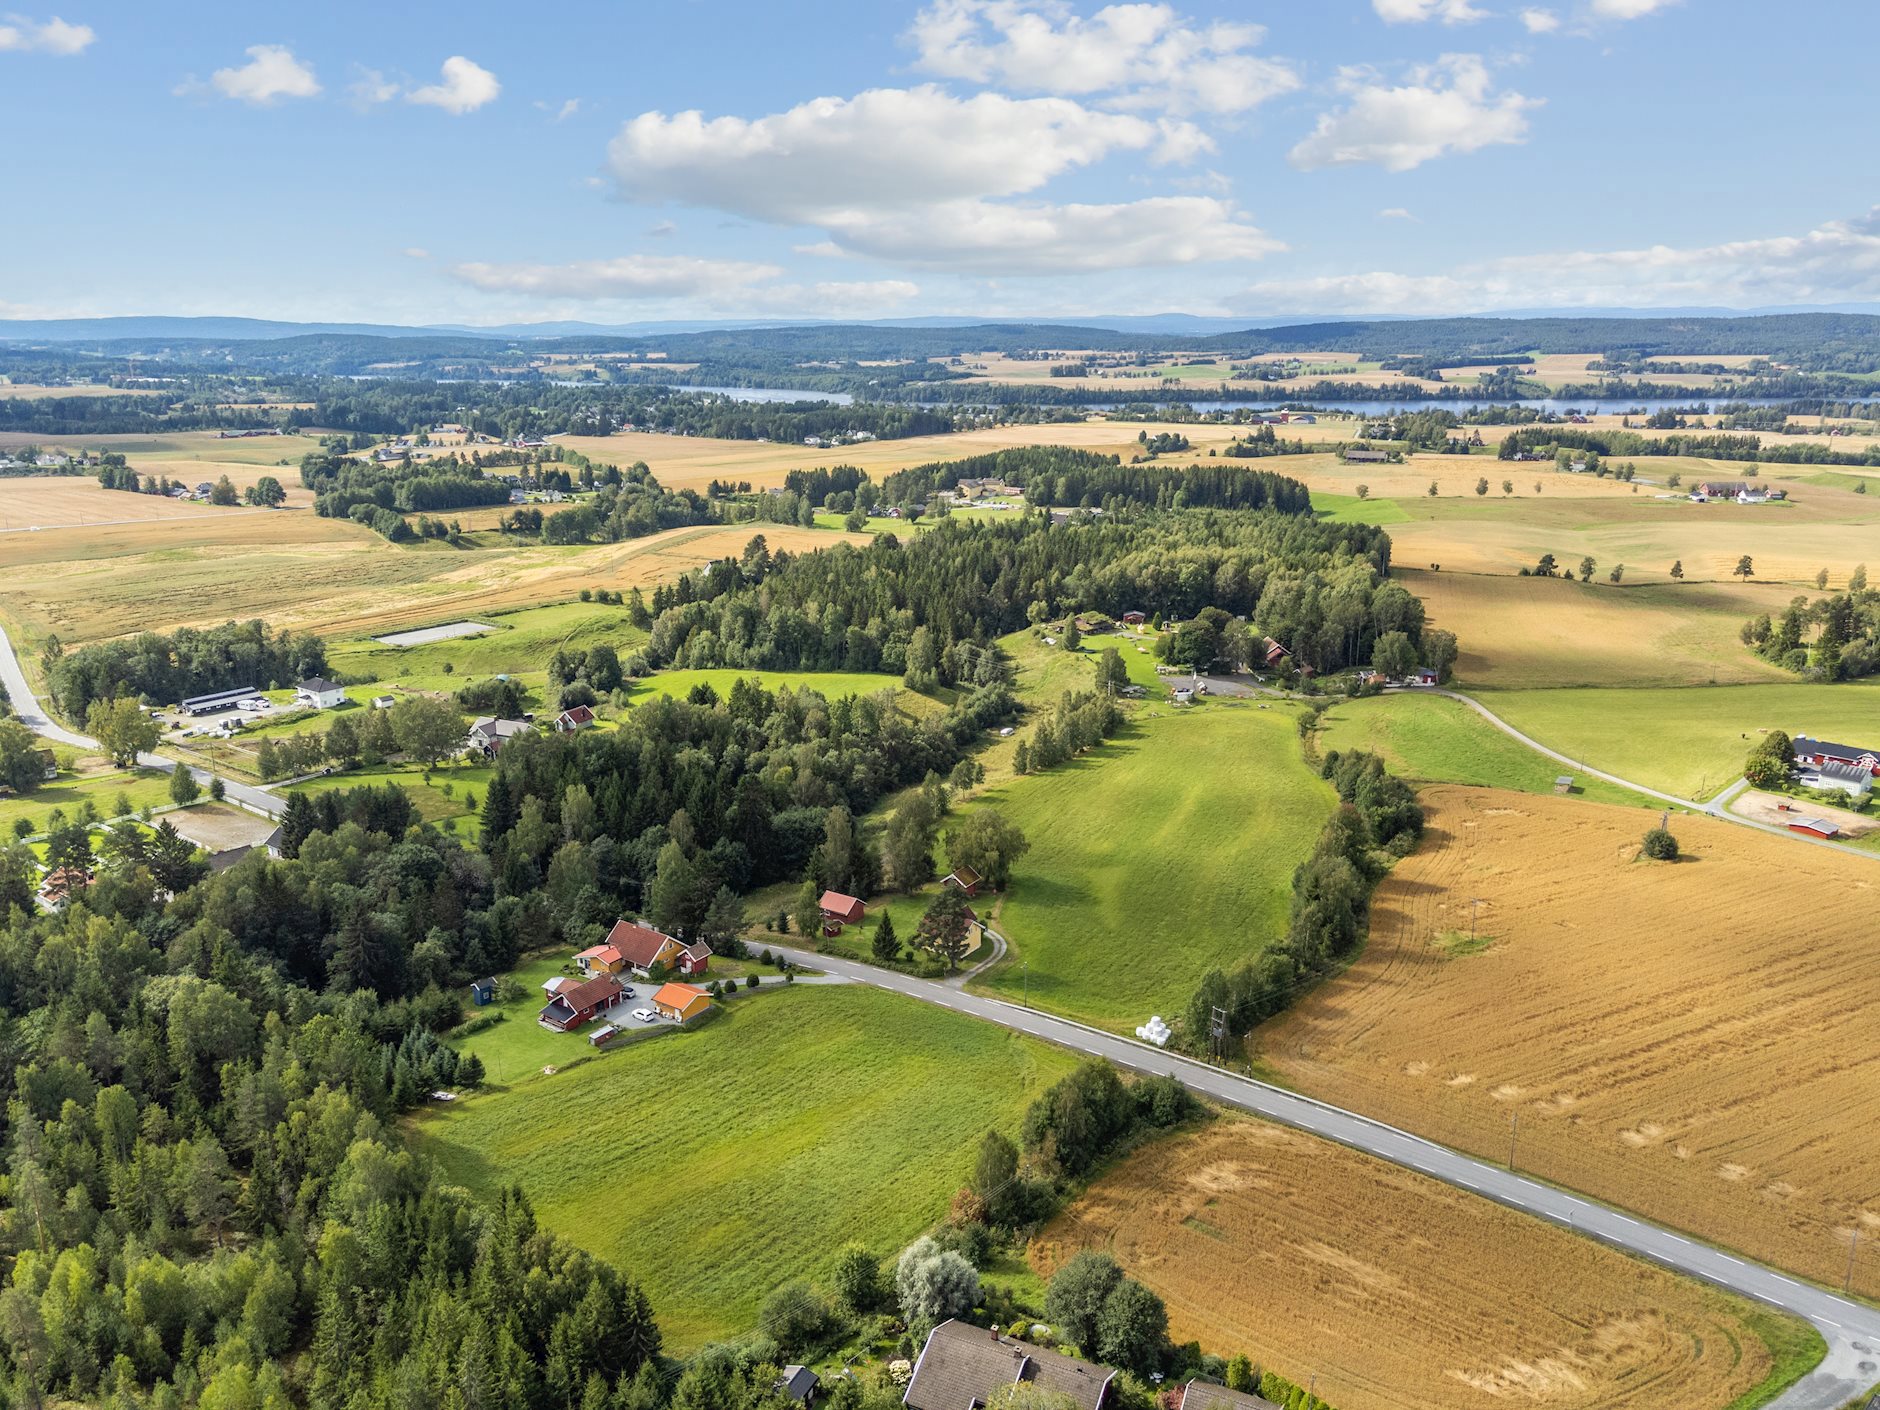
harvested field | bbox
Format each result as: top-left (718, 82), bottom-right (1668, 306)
top-left (0, 477), bottom-right (281, 531)
top-left (1259, 786), bottom-right (1880, 1296)
top-left (1034, 1120), bottom-right (1803, 1410)
top-left (1401, 569), bottom-right (1794, 689)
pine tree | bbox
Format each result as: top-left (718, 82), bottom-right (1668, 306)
top-left (872, 911), bottom-right (901, 963)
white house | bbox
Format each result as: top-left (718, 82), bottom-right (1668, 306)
top-left (295, 678), bottom-right (347, 710)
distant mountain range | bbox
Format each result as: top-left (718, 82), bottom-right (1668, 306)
top-left (8, 305), bottom-right (1880, 344)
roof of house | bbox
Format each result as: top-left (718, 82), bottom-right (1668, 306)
top-left (556, 974), bottom-right (624, 1012)
top-left (470, 716), bottom-right (532, 739)
top-left (1794, 736), bottom-right (1877, 759)
top-left (1815, 761), bottom-right (1874, 783)
top-left (604, 919), bottom-right (682, 968)
top-left (652, 982), bottom-right (711, 1015)
top-left (676, 939), bottom-right (714, 962)
top-left (819, 889), bottom-right (864, 916)
top-left (778, 1366), bottom-right (819, 1401)
top-left (559, 704), bottom-right (596, 724)
top-left (298, 677), bottom-right (342, 694)
top-left (946, 865), bottom-right (981, 888)
top-left (904, 1320), bottom-right (1112, 1410)
top-left (1181, 1382), bottom-right (1282, 1410)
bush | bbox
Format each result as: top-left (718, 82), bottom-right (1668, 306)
top-left (1641, 827), bottom-right (1680, 860)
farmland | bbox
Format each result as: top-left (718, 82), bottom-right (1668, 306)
top-left (411, 984), bottom-right (1078, 1350)
top-left (1478, 680), bottom-right (1880, 798)
top-left (0, 429), bottom-right (328, 505)
top-left (971, 699), bottom-right (1333, 1030)
top-left (1258, 786), bottom-right (1880, 1297)
top-left (1313, 693), bottom-right (1654, 806)
top-left (0, 476), bottom-right (288, 531)
top-left (1034, 1119), bottom-right (1811, 1410)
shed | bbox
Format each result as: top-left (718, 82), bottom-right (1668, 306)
top-left (469, 977), bottom-right (497, 1006)
top-left (650, 982), bottom-right (713, 1024)
top-left (179, 686), bottom-right (257, 716)
top-left (1553, 775), bottom-right (1574, 795)
top-left (588, 1023), bottom-right (620, 1047)
top-left (943, 865), bottom-right (982, 898)
top-left (777, 1367), bottom-right (819, 1404)
top-left (1788, 818), bottom-right (1841, 839)
top-left (819, 890), bottom-right (866, 933)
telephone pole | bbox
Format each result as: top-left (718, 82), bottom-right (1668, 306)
top-left (1846, 1227), bottom-right (1861, 1294)
top-left (1508, 1111), bottom-right (1519, 1172)
top-left (1469, 897), bottom-right (1484, 944)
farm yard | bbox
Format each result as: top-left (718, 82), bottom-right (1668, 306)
top-left (970, 701), bottom-right (1332, 1030)
top-left (1477, 680), bottom-right (1880, 799)
top-left (1258, 786), bottom-right (1880, 1297)
top-left (411, 984), bottom-right (1077, 1351)
top-left (1033, 1119), bottom-right (1812, 1410)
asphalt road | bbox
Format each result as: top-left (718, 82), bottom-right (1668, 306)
top-left (0, 625), bottom-right (285, 819)
top-left (769, 941), bottom-right (1880, 1409)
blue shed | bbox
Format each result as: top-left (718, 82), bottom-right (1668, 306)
top-left (470, 977), bottom-right (497, 1006)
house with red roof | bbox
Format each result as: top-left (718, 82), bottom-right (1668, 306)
top-left (539, 974), bottom-right (623, 1031)
top-left (599, 918), bottom-right (712, 977)
top-left (818, 890), bottom-right (866, 935)
top-left (555, 705), bottom-right (596, 733)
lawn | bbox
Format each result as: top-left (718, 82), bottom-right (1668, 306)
top-left (1476, 680), bottom-right (1880, 800)
top-left (626, 667), bottom-right (949, 716)
top-left (1314, 693), bottom-right (1656, 807)
top-left (411, 984), bottom-right (1077, 1350)
top-left (0, 765), bottom-right (174, 836)
top-left (325, 601), bottom-right (648, 685)
top-left (1313, 493), bottom-right (1410, 525)
top-left (971, 700), bottom-right (1333, 1030)
top-left (281, 761), bottom-right (492, 836)
top-left (447, 951), bottom-right (593, 1084)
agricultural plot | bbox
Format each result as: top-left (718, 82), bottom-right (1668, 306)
top-left (1478, 680), bottom-right (1880, 799)
top-left (1401, 569), bottom-right (1795, 689)
top-left (1314, 694), bottom-right (1654, 807)
top-left (0, 477), bottom-right (282, 531)
top-left (412, 984), bottom-right (1077, 1350)
top-left (971, 701), bottom-right (1332, 1030)
top-left (0, 430), bottom-right (327, 506)
top-left (282, 762), bottom-right (491, 836)
top-left (328, 602), bottom-right (646, 687)
top-left (625, 668), bottom-right (947, 717)
top-left (1259, 786), bottom-right (1880, 1297)
top-left (1034, 1120), bottom-right (1810, 1410)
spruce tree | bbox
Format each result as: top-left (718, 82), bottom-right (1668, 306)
top-left (872, 911), bottom-right (901, 963)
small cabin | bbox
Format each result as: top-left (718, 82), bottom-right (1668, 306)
top-left (469, 976), bottom-right (497, 1006)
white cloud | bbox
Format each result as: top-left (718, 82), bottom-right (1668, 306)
top-left (447, 254), bottom-right (919, 315)
top-left (604, 84), bottom-right (1270, 274)
top-left (1377, 207), bottom-right (1418, 221)
top-left (1231, 209), bottom-right (1880, 314)
top-left (0, 14), bottom-right (92, 54)
top-left (204, 44), bottom-right (321, 105)
top-left (1590, 0), bottom-right (1677, 16)
top-left (1372, 0), bottom-right (1489, 23)
top-left (555, 97), bottom-right (579, 122)
top-left (407, 55), bottom-right (499, 114)
top-left (346, 66), bottom-right (399, 108)
top-left (1520, 8), bottom-right (1561, 31)
top-left (402, 247), bottom-right (430, 260)
top-left (1289, 55), bottom-right (1537, 172)
top-left (908, 0), bottom-right (1298, 115)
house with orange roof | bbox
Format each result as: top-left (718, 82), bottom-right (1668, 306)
top-left (650, 982), bottom-right (713, 1024)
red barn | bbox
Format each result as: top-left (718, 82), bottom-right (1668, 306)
top-left (943, 865), bottom-right (982, 899)
top-left (539, 974), bottom-right (623, 1031)
top-left (818, 890), bottom-right (866, 935)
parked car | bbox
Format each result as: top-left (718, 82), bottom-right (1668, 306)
top-left (631, 1007), bottom-right (655, 1022)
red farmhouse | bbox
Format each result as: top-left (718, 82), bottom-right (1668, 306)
top-left (818, 890), bottom-right (866, 935)
top-left (539, 974), bottom-right (623, 1031)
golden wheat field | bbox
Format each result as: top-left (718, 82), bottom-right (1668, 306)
top-left (1399, 568), bottom-right (1794, 688)
top-left (0, 477), bottom-right (284, 530)
top-left (1032, 1121), bottom-right (1789, 1410)
top-left (1258, 786), bottom-right (1880, 1295)
top-left (0, 517), bottom-right (853, 645)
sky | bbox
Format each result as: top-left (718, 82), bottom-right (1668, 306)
top-left (3, 0), bottom-right (1878, 326)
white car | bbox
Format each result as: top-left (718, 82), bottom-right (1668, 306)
top-left (631, 1007), bottom-right (656, 1022)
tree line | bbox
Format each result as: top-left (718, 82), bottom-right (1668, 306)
top-left (45, 621), bottom-right (329, 721)
top-left (877, 447), bottom-right (1315, 514)
top-left (1740, 576), bottom-right (1878, 679)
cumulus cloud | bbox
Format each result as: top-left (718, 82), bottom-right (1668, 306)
top-left (1231, 210), bottom-right (1880, 314)
top-left (447, 254), bottom-right (918, 315)
top-left (0, 14), bottom-right (93, 54)
top-left (1590, 0), bottom-right (1677, 16)
top-left (1520, 8), bottom-right (1561, 31)
top-left (605, 84), bottom-right (1271, 274)
top-left (1288, 55), bottom-right (1537, 172)
top-left (908, 0), bottom-right (1298, 115)
top-left (402, 247), bottom-right (430, 260)
top-left (407, 55), bottom-right (500, 114)
top-left (190, 44), bottom-right (321, 105)
top-left (1372, 0), bottom-right (1489, 23)
top-left (1377, 207), bottom-right (1418, 220)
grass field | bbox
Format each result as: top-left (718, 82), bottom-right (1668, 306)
top-left (1259, 786), bottom-right (1880, 1298)
top-left (1477, 680), bottom-right (1880, 799)
top-left (412, 984), bottom-right (1078, 1349)
top-left (969, 700), bottom-right (1332, 1030)
top-left (0, 765), bottom-right (173, 836)
top-left (1402, 569), bottom-right (1795, 689)
top-left (1035, 1119), bottom-right (1814, 1410)
top-left (1314, 694), bottom-right (1656, 807)
top-left (625, 667), bottom-right (944, 714)
top-left (282, 761), bottom-right (491, 836)
top-left (327, 601), bottom-right (648, 686)
top-left (447, 951), bottom-right (595, 1084)
top-left (0, 519), bottom-right (852, 649)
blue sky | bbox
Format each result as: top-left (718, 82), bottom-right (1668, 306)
top-left (3, 0), bottom-right (1877, 324)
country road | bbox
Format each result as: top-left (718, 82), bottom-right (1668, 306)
top-left (770, 942), bottom-right (1880, 1410)
top-left (0, 625), bottom-right (285, 819)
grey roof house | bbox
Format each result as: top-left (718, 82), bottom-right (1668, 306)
top-left (1180, 1381), bottom-right (1282, 1410)
top-left (904, 1320), bottom-right (1113, 1410)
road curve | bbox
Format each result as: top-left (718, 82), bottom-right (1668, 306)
top-left (769, 941), bottom-right (1880, 1409)
top-left (0, 625), bottom-right (284, 819)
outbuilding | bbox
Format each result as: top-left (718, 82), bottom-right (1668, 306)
top-left (469, 977), bottom-right (497, 1006)
top-left (650, 982), bottom-right (713, 1024)
top-left (818, 890), bottom-right (866, 934)
top-left (180, 687), bottom-right (257, 716)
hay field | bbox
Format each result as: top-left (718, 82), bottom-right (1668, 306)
top-left (1401, 569), bottom-right (1794, 689)
top-left (0, 477), bottom-right (287, 531)
top-left (412, 984), bottom-right (1078, 1350)
top-left (1034, 1120), bottom-right (1804, 1410)
top-left (1477, 680), bottom-right (1880, 798)
top-left (1259, 786), bottom-right (1880, 1295)
top-left (0, 382), bottom-right (165, 399)
top-left (0, 515), bottom-right (853, 645)
top-left (1381, 485), bottom-right (1880, 586)
top-left (1304, 453), bottom-right (1640, 502)
top-left (0, 430), bottom-right (326, 507)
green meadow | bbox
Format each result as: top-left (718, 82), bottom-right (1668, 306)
top-left (412, 984), bottom-right (1076, 1350)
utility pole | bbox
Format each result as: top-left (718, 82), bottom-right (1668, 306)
top-left (1846, 1227), bottom-right (1860, 1294)
top-left (1022, 958), bottom-right (1029, 1009)
top-left (1508, 1111), bottom-right (1519, 1172)
top-left (1469, 897), bottom-right (1484, 944)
